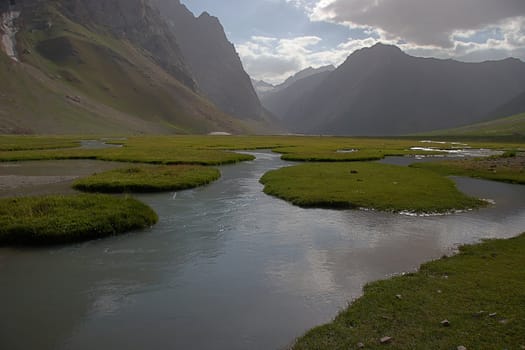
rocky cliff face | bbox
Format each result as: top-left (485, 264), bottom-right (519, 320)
top-left (151, 0), bottom-right (265, 121)
top-left (59, 0), bottom-right (196, 90)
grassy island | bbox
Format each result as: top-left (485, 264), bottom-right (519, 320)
top-left (0, 194), bottom-right (158, 245)
top-left (73, 165), bottom-right (221, 193)
top-left (260, 162), bottom-right (484, 213)
top-left (293, 233), bottom-right (525, 349)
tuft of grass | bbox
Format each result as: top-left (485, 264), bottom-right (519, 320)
top-left (73, 165), bottom-right (221, 193)
top-left (412, 154), bottom-right (525, 185)
top-left (0, 194), bottom-right (158, 245)
top-left (260, 162), bottom-right (484, 213)
top-left (293, 233), bottom-right (525, 349)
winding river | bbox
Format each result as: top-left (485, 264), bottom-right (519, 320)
top-left (1, 151), bottom-right (525, 350)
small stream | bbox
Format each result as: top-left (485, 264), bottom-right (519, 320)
top-left (0, 151), bottom-right (524, 350)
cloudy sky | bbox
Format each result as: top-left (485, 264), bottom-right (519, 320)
top-left (181, 0), bottom-right (525, 84)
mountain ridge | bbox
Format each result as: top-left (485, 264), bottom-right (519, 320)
top-left (271, 43), bottom-right (525, 135)
top-left (0, 0), bottom-right (255, 134)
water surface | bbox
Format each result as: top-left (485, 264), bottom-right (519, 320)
top-left (1, 152), bottom-right (524, 350)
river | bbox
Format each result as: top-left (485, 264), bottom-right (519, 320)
top-left (0, 151), bottom-right (524, 350)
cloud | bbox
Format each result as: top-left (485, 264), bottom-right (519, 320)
top-left (231, 0), bottom-right (525, 83)
top-left (237, 35), bottom-right (331, 84)
top-left (310, 0), bottom-right (525, 48)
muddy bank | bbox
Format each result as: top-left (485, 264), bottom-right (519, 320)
top-left (0, 160), bottom-right (129, 197)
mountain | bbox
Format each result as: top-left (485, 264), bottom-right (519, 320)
top-left (261, 69), bottom-right (333, 123)
top-left (273, 65), bottom-right (335, 93)
top-left (0, 0), bottom-right (249, 134)
top-left (425, 112), bottom-right (525, 138)
top-left (485, 90), bottom-right (525, 120)
top-left (252, 79), bottom-right (275, 99)
top-left (150, 0), bottom-right (267, 122)
top-left (274, 43), bottom-right (525, 136)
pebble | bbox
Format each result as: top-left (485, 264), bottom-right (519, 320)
top-left (457, 346), bottom-right (467, 350)
top-left (441, 319), bottom-right (450, 327)
top-left (437, 290), bottom-right (442, 294)
top-left (499, 319), bottom-right (508, 324)
top-left (380, 336), bottom-right (392, 344)
top-left (489, 312), bottom-right (498, 318)
top-left (473, 310), bottom-right (485, 318)
top-left (357, 342), bottom-right (365, 348)
top-left (395, 294), bottom-right (402, 300)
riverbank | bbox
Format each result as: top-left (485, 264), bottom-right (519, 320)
top-left (293, 232), bottom-right (525, 349)
top-left (412, 153), bottom-right (525, 184)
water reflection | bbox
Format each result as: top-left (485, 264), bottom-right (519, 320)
top-left (0, 152), bottom-right (524, 350)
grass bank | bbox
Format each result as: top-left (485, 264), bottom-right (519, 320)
top-left (0, 194), bottom-right (158, 245)
top-left (293, 232), bottom-right (525, 349)
top-left (412, 153), bottom-right (525, 184)
top-left (73, 165), bottom-right (220, 193)
top-left (260, 162), bottom-right (484, 213)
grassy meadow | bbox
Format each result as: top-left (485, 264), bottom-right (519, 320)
top-left (0, 194), bottom-right (158, 245)
top-left (73, 165), bottom-right (221, 193)
top-left (293, 233), bottom-right (525, 350)
top-left (260, 162), bottom-right (485, 213)
top-left (0, 135), bottom-right (522, 165)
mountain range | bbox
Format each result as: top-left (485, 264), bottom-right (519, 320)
top-left (262, 44), bottom-right (525, 135)
top-left (1, 1), bottom-right (525, 136)
top-left (0, 0), bottom-right (269, 134)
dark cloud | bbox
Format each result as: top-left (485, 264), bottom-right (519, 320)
top-left (316, 0), bottom-right (525, 47)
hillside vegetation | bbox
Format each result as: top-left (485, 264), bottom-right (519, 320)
top-left (0, 1), bottom-right (248, 134)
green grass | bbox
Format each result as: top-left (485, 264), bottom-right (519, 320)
top-left (293, 232), bottom-right (525, 349)
top-left (0, 194), bottom-right (158, 245)
top-left (423, 112), bottom-right (525, 138)
top-left (73, 165), bottom-right (221, 193)
top-left (412, 154), bottom-right (525, 184)
top-left (260, 162), bottom-right (484, 213)
top-left (0, 136), bottom-right (81, 151)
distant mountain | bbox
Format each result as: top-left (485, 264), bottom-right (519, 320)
top-left (273, 43), bottom-right (525, 135)
top-left (151, 0), bottom-right (267, 122)
top-left (252, 79), bottom-right (275, 99)
top-left (273, 65), bottom-right (335, 93)
top-left (261, 69), bottom-right (333, 123)
top-left (0, 0), bottom-right (251, 134)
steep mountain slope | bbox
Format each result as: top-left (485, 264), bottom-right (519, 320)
top-left (151, 0), bottom-right (266, 122)
top-left (278, 44), bottom-right (525, 136)
top-left (0, 0), bottom-right (248, 134)
top-left (261, 69), bottom-right (333, 123)
top-left (485, 90), bottom-right (525, 120)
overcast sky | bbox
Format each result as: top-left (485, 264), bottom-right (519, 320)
top-left (181, 0), bottom-right (525, 84)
